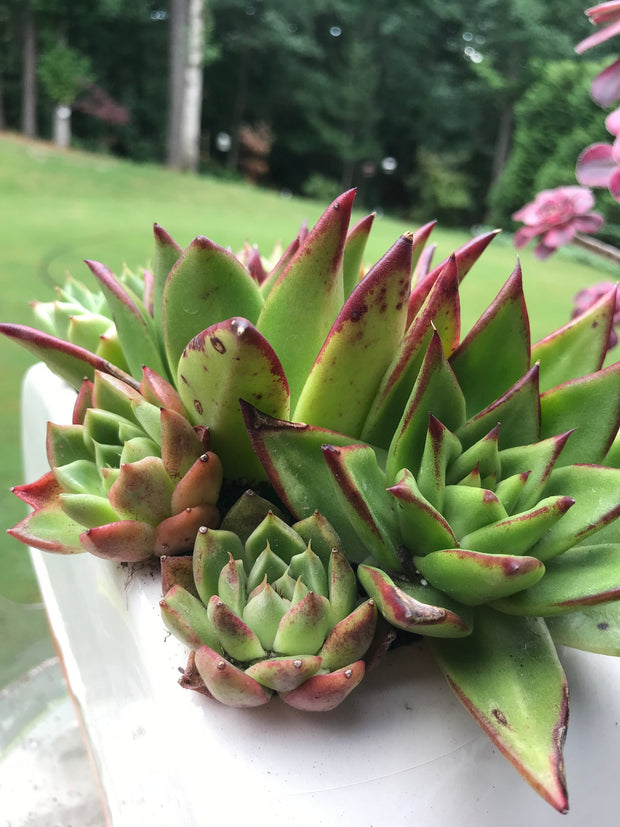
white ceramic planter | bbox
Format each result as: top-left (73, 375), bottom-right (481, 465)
top-left (22, 363), bottom-right (620, 826)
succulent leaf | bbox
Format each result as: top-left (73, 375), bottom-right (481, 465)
top-left (194, 646), bottom-right (272, 707)
top-left (177, 318), bottom-right (289, 482)
top-left (546, 602), bottom-right (620, 655)
top-left (163, 236), bottom-right (263, 372)
top-left (342, 211), bottom-right (375, 297)
top-left (256, 189), bottom-right (354, 405)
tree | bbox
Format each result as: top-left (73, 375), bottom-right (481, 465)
top-left (38, 41), bottom-right (93, 146)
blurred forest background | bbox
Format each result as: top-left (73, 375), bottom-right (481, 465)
top-left (1, 0), bottom-right (618, 239)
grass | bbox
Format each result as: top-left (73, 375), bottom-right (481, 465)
top-left (0, 130), bottom-right (612, 685)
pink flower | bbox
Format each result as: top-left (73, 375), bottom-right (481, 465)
top-left (576, 110), bottom-right (620, 202)
top-left (571, 281), bottom-right (620, 349)
top-left (512, 186), bottom-right (605, 259)
top-left (576, 2), bottom-right (620, 53)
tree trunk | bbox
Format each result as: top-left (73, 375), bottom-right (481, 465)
top-left (178, 0), bottom-right (205, 172)
top-left (227, 49), bottom-right (249, 172)
top-left (21, 6), bottom-right (37, 137)
top-left (53, 105), bottom-right (71, 147)
top-left (167, 0), bottom-right (188, 168)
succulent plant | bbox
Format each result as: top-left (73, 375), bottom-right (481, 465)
top-left (242, 252), bottom-right (620, 812)
top-left (2, 190), bottom-right (619, 811)
top-left (160, 503), bottom-right (377, 710)
top-left (10, 368), bottom-right (222, 560)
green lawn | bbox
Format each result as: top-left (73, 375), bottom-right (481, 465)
top-left (0, 131), bottom-right (611, 686)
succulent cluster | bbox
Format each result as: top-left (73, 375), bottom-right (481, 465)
top-left (10, 368), bottom-right (221, 560)
top-left (2, 190), bottom-right (619, 812)
top-left (160, 500), bottom-right (377, 710)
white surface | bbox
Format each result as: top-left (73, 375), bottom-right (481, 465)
top-left (22, 363), bottom-right (620, 826)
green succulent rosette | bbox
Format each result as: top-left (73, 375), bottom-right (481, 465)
top-left (10, 368), bottom-right (222, 561)
top-left (160, 503), bottom-right (377, 711)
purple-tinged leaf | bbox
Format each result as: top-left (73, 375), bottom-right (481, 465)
top-left (154, 505), bottom-right (220, 557)
top-left (279, 660), bottom-right (365, 711)
top-left (388, 468), bottom-right (457, 555)
top-left (449, 263), bottom-right (530, 417)
top-left (362, 257), bottom-right (460, 448)
top-left (319, 600), bottom-right (377, 671)
top-left (357, 565), bottom-right (471, 637)
top-left (163, 236), bottom-right (263, 373)
top-left (160, 585), bottom-right (219, 648)
top-left (460, 496), bottom-right (574, 557)
top-left (407, 230), bottom-right (499, 325)
top-left (194, 646), bottom-right (272, 707)
top-left (72, 378), bottom-right (94, 424)
top-left (245, 246), bottom-right (267, 285)
top-left (140, 366), bottom-right (186, 415)
top-left (429, 609), bottom-right (569, 813)
top-left (170, 451), bottom-right (223, 514)
top-left (273, 591), bottom-right (331, 655)
top-left (499, 430), bottom-right (573, 512)
top-left (259, 235), bottom-right (301, 298)
top-left (160, 408), bottom-right (205, 482)
top-left (85, 260), bottom-right (167, 379)
top-left (0, 323), bottom-right (138, 390)
top-left (322, 443), bottom-right (402, 571)
top-left (160, 554), bottom-right (197, 598)
top-left (245, 656), bottom-right (323, 692)
top-left (493, 544), bottom-right (620, 616)
top-left (108, 456), bottom-right (174, 524)
top-left (208, 596), bottom-right (266, 661)
top-left (293, 232), bottom-right (413, 436)
top-left (9, 473), bottom-right (85, 554)
top-left (540, 362), bottom-right (620, 466)
top-left (416, 415), bottom-right (462, 510)
top-left (414, 548), bottom-right (544, 606)
top-left (342, 211), bottom-right (375, 297)
top-left (531, 464), bottom-right (620, 560)
top-left (241, 402), bottom-right (362, 551)
top-left (532, 285), bottom-right (617, 392)
top-left (412, 241), bottom-right (436, 286)
top-left (80, 520), bottom-right (156, 562)
top-left (178, 318), bottom-right (289, 482)
top-left (153, 223), bottom-right (182, 334)
top-left (256, 190), bottom-right (355, 405)
top-left (442, 485), bottom-right (508, 539)
top-left (386, 331), bottom-right (466, 481)
top-left (456, 363), bottom-right (541, 451)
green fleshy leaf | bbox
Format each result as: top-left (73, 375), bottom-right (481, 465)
top-left (342, 212), bottom-right (375, 298)
top-left (246, 547), bottom-right (288, 593)
top-left (108, 456), bottom-right (174, 525)
top-left (415, 415), bottom-right (461, 510)
top-left (208, 597), bottom-right (266, 661)
top-left (459, 496), bottom-right (575, 557)
top-left (245, 512), bottom-right (307, 568)
top-left (531, 464), bottom-right (620, 560)
top-left (493, 544), bottom-right (620, 616)
top-left (160, 585), bottom-right (219, 649)
top-left (539, 362), bottom-right (620, 466)
top-left (272, 591), bottom-right (331, 655)
top-left (388, 468), bottom-right (457, 555)
top-left (494, 471), bottom-right (530, 514)
top-left (449, 263), bottom-right (530, 417)
top-left (292, 512), bottom-right (342, 566)
top-left (293, 233), bottom-right (412, 436)
top-left (442, 485), bottom-right (508, 540)
top-left (243, 583), bottom-right (289, 651)
top-left (387, 332), bottom-right (466, 481)
top-left (120, 437), bottom-right (160, 465)
top-left (46, 423), bottom-right (94, 467)
top-left (327, 549), bottom-right (357, 624)
top-left (498, 431), bottom-right (573, 512)
top-left (217, 557), bottom-right (247, 618)
top-left (546, 602), bottom-right (620, 655)
top-left (193, 528), bottom-right (244, 606)
top-left (414, 548), bottom-right (544, 606)
top-left (194, 647), bottom-right (271, 707)
top-left (178, 318), bottom-right (289, 482)
top-left (447, 424), bottom-right (500, 485)
top-left (163, 236), bottom-right (263, 372)
top-left (319, 600), bottom-right (377, 671)
top-left (85, 260), bottom-right (167, 379)
top-left (241, 403), bottom-right (362, 552)
top-left (362, 256), bottom-right (459, 449)
top-left (59, 493), bottom-right (119, 527)
top-left (288, 545), bottom-right (329, 597)
top-left (8, 508), bottom-right (85, 555)
top-left (152, 224), bottom-right (182, 340)
top-left (532, 285), bottom-right (617, 392)
top-left (428, 608), bottom-right (569, 813)
top-left (53, 460), bottom-right (104, 496)
top-left (245, 655), bottom-right (322, 692)
top-left (604, 427), bottom-right (620, 469)
top-left (456, 365), bottom-right (540, 451)
top-left (322, 443), bottom-right (402, 571)
top-left (256, 190), bottom-right (354, 405)
top-left (91, 371), bottom-right (143, 423)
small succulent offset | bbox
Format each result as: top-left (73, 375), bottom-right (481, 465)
top-left (160, 501), bottom-right (378, 710)
top-left (2, 191), bottom-right (619, 813)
